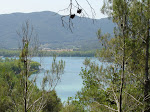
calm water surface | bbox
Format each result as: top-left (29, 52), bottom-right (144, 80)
top-left (31, 57), bottom-right (99, 102)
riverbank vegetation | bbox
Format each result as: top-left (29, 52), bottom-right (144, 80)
top-left (0, 49), bottom-right (96, 57)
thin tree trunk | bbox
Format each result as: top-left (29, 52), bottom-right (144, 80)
top-left (144, 18), bottom-right (150, 112)
top-left (24, 40), bottom-right (28, 112)
top-left (144, 1), bottom-right (150, 111)
top-left (119, 1), bottom-right (127, 112)
top-left (25, 55), bottom-right (28, 112)
top-left (119, 25), bottom-right (125, 112)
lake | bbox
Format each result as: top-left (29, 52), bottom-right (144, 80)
top-left (31, 57), bottom-right (96, 102)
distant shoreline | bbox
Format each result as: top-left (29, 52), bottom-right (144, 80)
top-left (0, 49), bottom-right (96, 57)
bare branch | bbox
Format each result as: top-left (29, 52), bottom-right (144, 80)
top-left (112, 86), bottom-right (119, 109)
top-left (94, 101), bottom-right (118, 112)
top-left (27, 96), bottom-right (43, 111)
top-left (143, 94), bottom-right (150, 101)
top-left (59, 0), bottom-right (96, 32)
top-left (123, 91), bottom-right (143, 105)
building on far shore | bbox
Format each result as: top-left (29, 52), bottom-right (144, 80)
top-left (42, 48), bottom-right (73, 52)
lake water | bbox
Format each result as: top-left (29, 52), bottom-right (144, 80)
top-left (31, 57), bottom-right (94, 102)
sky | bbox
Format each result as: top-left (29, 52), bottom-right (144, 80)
top-left (0, 0), bottom-right (107, 19)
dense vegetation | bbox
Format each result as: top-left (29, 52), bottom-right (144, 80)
top-left (0, 58), bottom-right (63, 112)
top-left (0, 49), bottom-right (96, 57)
top-left (39, 50), bottom-right (96, 57)
top-left (61, 0), bottom-right (150, 112)
top-left (0, 49), bottom-right (20, 57)
top-left (0, 21), bottom-right (67, 112)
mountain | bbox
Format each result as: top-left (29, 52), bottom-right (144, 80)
top-left (0, 11), bottom-right (115, 50)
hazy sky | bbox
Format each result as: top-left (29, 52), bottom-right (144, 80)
top-left (0, 0), bottom-right (107, 19)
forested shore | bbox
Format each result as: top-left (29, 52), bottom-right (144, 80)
top-left (0, 49), bottom-right (96, 57)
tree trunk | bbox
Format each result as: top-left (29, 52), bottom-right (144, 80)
top-left (119, 1), bottom-right (127, 112)
top-left (144, 18), bottom-right (150, 112)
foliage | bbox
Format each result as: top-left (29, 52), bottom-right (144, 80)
top-left (60, 97), bottom-right (85, 112)
top-left (42, 90), bottom-right (62, 112)
top-left (0, 50), bottom-right (64, 112)
top-left (0, 49), bottom-right (96, 57)
top-left (64, 0), bottom-right (150, 112)
top-left (0, 21), bottom-right (65, 112)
